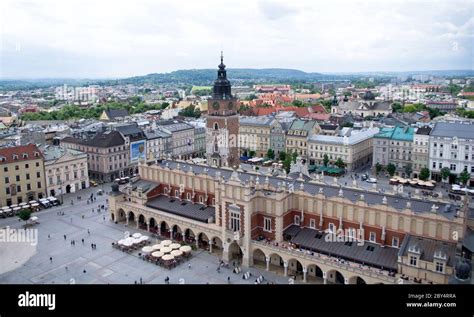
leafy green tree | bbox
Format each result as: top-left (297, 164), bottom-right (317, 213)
top-left (459, 169), bottom-right (471, 185)
top-left (291, 151), bottom-right (298, 163)
top-left (391, 102), bottom-right (403, 113)
top-left (419, 167), bottom-right (430, 181)
top-left (404, 165), bottom-right (412, 177)
top-left (440, 167), bottom-right (451, 183)
top-left (266, 149), bottom-right (275, 160)
top-left (375, 163), bottom-right (383, 175)
top-left (323, 154), bottom-right (329, 167)
top-left (279, 151), bottom-right (286, 161)
top-left (249, 150), bottom-right (256, 158)
top-left (335, 158), bottom-right (346, 169)
top-left (18, 209), bottom-right (31, 224)
top-left (386, 163), bottom-right (396, 176)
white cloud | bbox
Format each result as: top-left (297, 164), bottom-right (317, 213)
top-left (0, 0), bottom-right (472, 78)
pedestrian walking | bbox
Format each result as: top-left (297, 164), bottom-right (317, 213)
top-left (65, 266), bottom-right (68, 271)
top-left (227, 276), bottom-right (230, 283)
top-left (140, 277), bottom-right (142, 284)
top-left (48, 234), bottom-right (51, 240)
top-left (49, 257), bottom-right (52, 263)
top-left (188, 264), bottom-right (191, 269)
top-left (87, 229), bottom-right (90, 235)
top-left (103, 216), bottom-right (105, 221)
top-left (91, 243), bottom-right (93, 249)
top-left (82, 215), bottom-right (84, 219)
top-left (64, 234), bottom-right (66, 240)
top-left (81, 238), bottom-right (84, 244)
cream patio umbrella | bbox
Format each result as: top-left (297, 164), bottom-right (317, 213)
top-left (169, 243), bottom-right (181, 250)
top-left (151, 244), bottom-right (162, 251)
top-left (170, 250), bottom-right (183, 257)
top-left (160, 247), bottom-right (172, 254)
top-left (179, 245), bottom-right (192, 253)
top-left (161, 254), bottom-right (174, 261)
top-left (142, 246), bottom-right (154, 253)
top-left (151, 251), bottom-right (164, 258)
top-left (161, 240), bottom-right (172, 246)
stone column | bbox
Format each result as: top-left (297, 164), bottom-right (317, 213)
top-left (283, 261), bottom-right (288, 277)
top-left (323, 271), bottom-right (327, 284)
top-left (136, 221), bottom-right (139, 229)
top-left (157, 226), bottom-right (161, 236)
top-left (126, 217), bottom-right (129, 226)
top-left (265, 256), bottom-right (270, 271)
top-left (147, 223), bottom-right (150, 232)
top-left (303, 266), bottom-right (308, 283)
top-left (196, 238), bottom-right (199, 248)
top-left (209, 242), bottom-right (213, 253)
top-left (344, 278), bottom-right (349, 285)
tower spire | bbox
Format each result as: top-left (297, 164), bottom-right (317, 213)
top-left (221, 50), bottom-right (223, 64)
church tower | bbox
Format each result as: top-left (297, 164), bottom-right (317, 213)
top-left (206, 52), bottom-right (240, 168)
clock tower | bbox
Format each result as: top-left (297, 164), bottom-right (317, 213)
top-left (206, 52), bottom-right (240, 168)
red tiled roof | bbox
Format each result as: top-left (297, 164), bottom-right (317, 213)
top-left (304, 113), bottom-right (331, 121)
top-left (0, 144), bottom-right (44, 164)
top-left (310, 104), bottom-right (328, 113)
top-left (254, 108), bottom-right (276, 116)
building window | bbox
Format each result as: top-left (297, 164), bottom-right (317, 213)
top-left (37, 182), bottom-right (41, 189)
top-left (36, 162), bottom-right (39, 167)
top-left (264, 217), bottom-right (272, 232)
top-left (175, 190), bottom-right (179, 198)
top-left (450, 164), bottom-right (456, 171)
top-left (3, 167), bottom-right (7, 172)
top-left (6, 187), bottom-right (10, 195)
top-left (392, 237), bottom-right (399, 248)
top-left (15, 165), bottom-right (19, 170)
top-left (26, 174), bottom-right (30, 180)
top-left (369, 232), bottom-right (376, 242)
top-left (16, 175), bottom-right (20, 182)
top-left (409, 256), bottom-right (418, 266)
top-left (435, 261), bottom-right (444, 273)
top-left (25, 164), bottom-right (29, 169)
top-left (328, 223), bottom-right (335, 233)
top-left (199, 196), bottom-right (204, 203)
top-left (27, 184), bottom-right (31, 191)
top-left (230, 210), bottom-right (240, 232)
top-left (186, 192), bottom-right (191, 200)
top-left (17, 185), bottom-right (21, 193)
top-left (309, 219), bottom-right (316, 229)
top-left (294, 215), bottom-right (300, 226)
top-left (36, 172), bottom-right (41, 178)
top-left (4, 177), bottom-right (9, 184)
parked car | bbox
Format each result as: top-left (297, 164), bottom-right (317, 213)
top-left (90, 180), bottom-right (98, 187)
top-left (366, 178), bottom-right (377, 183)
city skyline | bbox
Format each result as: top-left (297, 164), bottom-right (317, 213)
top-left (1, 0), bottom-right (473, 79)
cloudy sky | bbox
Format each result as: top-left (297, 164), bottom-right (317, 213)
top-left (1, 0), bottom-right (472, 78)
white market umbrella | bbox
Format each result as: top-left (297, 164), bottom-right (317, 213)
top-left (151, 251), bottom-right (164, 258)
top-left (2, 206), bottom-right (10, 210)
top-left (170, 250), bottom-right (183, 257)
top-left (13, 207), bottom-right (21, 211)
top-left (132, 233), bottom-right (142, 238)
top-left (142, 246), bottom-right (154, 253)
top-left (161, 240), bottom-right (172, 246)
top-left (122, 240), bottom-right (133, 247)
top-left (10, 204), bottom-right (18, 208)
top-left (160, 247), bottom-right (172, 254)
top-left (162, 254), bottom-right (174, 261)
top-left (179, 245), bottom-right (192, 253)
top-left (19, 202), bottom-right (27, 206)
top-left (29, 200), bottom-right (37, 204)
top-left (31, 203), bottom-right (40, 207)
top-left (170, 243), bottom-right (181, 250)
top-left (151, 244), bottom-right (162, 251)
top-left (118, 239), bottom-right (126, 245)
top-left (139, 236), bottom-right (149, 242)
top-left (21, 204), bottom-right (30, 209)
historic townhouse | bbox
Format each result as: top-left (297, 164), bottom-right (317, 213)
top-left (109, 159), bottom-right (468, 284)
